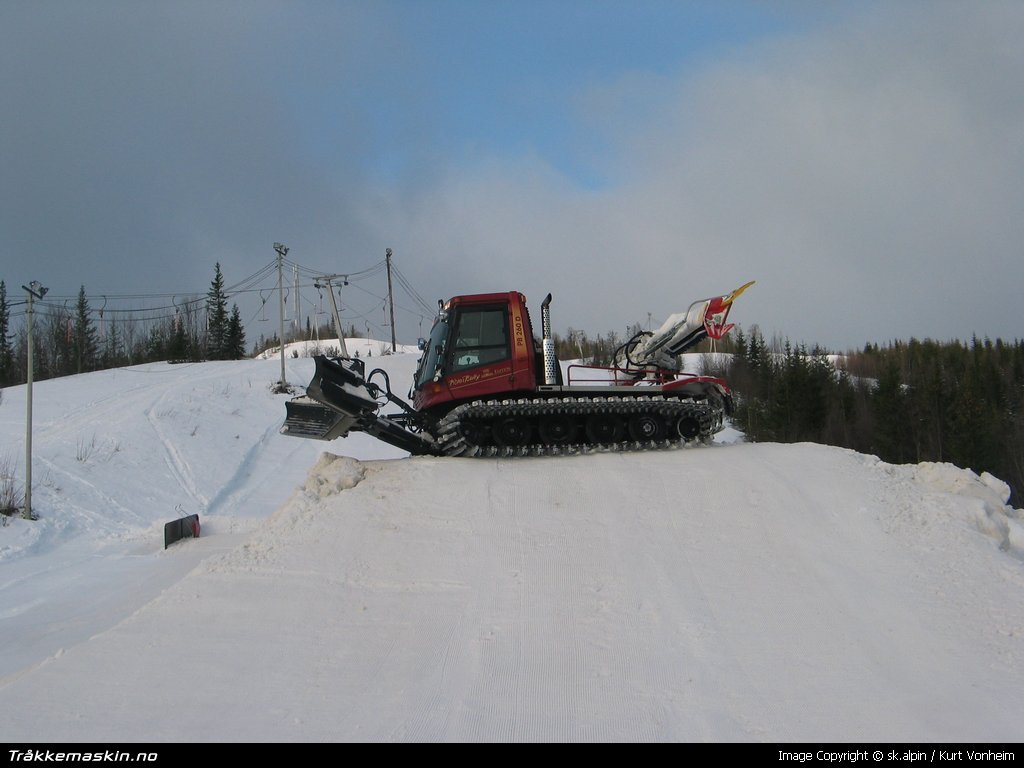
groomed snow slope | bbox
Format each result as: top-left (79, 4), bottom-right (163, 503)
top-left (0, 350), bottom-right (1022, 742)
top-left (4, 448), bottom-right (1024, 742)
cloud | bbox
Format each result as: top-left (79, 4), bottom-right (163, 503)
top-left (0, 2), bottom-right (394, 293)
top-left (3, 2), bottom-right (1022, 352)
top-left (380, 2), bottom-right (1024, 349)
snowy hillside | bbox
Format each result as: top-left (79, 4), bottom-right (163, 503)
top-left (0, 349), bottom-right (1022, 742)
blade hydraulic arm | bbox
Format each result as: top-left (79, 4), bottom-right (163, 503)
top-left (281, 356), bottom-right (437, 455)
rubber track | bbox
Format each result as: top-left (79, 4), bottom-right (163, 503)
top-left (433, 395), bottom-right (723, 458)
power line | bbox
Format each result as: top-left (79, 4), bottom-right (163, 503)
top-left (391, 262), bottom-right (434, 314)
top-left (5, 252), bottom-right (432, 343)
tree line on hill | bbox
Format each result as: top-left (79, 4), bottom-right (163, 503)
top-left (553, 323), bottom-right (1023, 504)
top-left (0, 264), bottom-right (246, 386)
top-left (707, 328), bottom-right (1024, 506)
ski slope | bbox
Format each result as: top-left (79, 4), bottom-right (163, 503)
top-left (0, 349), bottom-right (1022, 742)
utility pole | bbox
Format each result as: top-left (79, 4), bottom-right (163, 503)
top-left (316, 275), bottom-right (350, 358)
top-left (21, 281), bottom-right (47, 520)
top-left (293, 264), bottom-right (300, 339)
top-left (274, 243), bottom-right (288, 388)
top-left (385, 248), bottom-right (397, 353)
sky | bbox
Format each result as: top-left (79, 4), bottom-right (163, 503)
top-left (2, 1), bottom-right (1023, 351)
top-left (0, 349), bottom-right (1021, 741)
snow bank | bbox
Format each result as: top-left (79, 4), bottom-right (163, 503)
top-left (303, 453), bottom-right (365, 499)
top-left (868, 457), bottom-right (1024, 560)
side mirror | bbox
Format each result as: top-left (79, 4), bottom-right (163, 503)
top-left (432, 344), bottom-right (444, 381)
top-left (417, 337), bottom-right (426, 351)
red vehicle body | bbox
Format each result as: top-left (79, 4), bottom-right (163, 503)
top-left (282, 283), bottom-right (752, 457)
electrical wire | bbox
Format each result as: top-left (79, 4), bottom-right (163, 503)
top-left (4, 253), bottom-right (432, 344)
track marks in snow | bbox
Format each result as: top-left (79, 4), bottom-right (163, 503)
top-left (204, 421), bottom-right (283, 515)
top-left (479, 459), bottom-right (529, 740)
top-left (647, 459), bottom-right (763, 738)
top-left (146, 395), bottom-right (208, 510)
top-left (467, 455), bottom-right (674, 740)
top-left (35, 455), bottom-right (149, 534)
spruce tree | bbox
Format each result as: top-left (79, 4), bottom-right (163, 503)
top-left (147, 323), bottom-right (167, 362)
top-left (73, 286), bottom-right (98, 374)
top-left (206, 263), bottom-right (228, 360)
top-left (0, 281), bottom-right (12, 385)
top-left (103, 316), bottom-right (122, 369)
top-left (226, 304), bottom-right (246, 359)
top-left (167, 314), bottom-right (188, 362)
top-left (44, 304), bottom-right (71, 378)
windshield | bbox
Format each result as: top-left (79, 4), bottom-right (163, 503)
top-left (415, 315), bottom-right (449, 388)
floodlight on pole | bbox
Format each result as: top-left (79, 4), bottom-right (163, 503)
top-left (21, 281), bottom-right (48, 520)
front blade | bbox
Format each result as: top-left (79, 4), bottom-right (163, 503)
top-left (281, 396), bottom-right (359, 441)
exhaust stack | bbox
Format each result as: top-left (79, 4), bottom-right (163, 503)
top-left (541, 293), bottom-right (557, 385)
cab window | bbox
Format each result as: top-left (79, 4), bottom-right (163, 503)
top-left (451, 307), bottom-right (509, 372)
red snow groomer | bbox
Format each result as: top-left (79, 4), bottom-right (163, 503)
top-left (281, 282), bottom-right (753, 457)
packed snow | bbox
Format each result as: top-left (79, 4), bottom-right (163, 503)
top-left (0, 346), bottom-right (1022, 742)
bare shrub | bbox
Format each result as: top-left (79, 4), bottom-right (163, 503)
top-left (76, 434), bottom-right (97, 462)
top-left (0, 454), bottom-right (24, 516)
